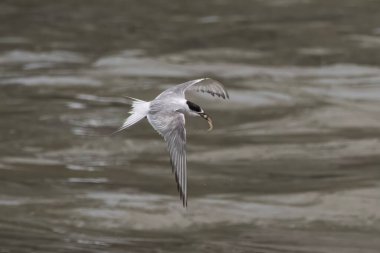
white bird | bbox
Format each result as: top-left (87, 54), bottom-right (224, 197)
top-left (115, 78), bottom-right (229, 207)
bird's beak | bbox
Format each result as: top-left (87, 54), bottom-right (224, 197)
top-left (199, 112), bottom-right (213, 131)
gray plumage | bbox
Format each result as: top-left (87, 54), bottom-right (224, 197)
top-left (116, 78), bottom-right (229, 207)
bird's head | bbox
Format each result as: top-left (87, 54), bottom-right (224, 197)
top-left (186, 100), bottom-right (213, 131)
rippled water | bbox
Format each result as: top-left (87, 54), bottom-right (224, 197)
top-left (1, 0), bottom-right (380, 252)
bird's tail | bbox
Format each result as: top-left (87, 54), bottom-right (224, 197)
top-left (113, 96), bottom-right (150, 134)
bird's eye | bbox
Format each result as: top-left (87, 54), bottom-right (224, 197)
top-left (186, 101), bottom-right (201, 112)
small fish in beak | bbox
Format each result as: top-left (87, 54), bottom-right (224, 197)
top-left (199, 112), bottom-right (213, 131)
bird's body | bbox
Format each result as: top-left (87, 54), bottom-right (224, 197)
top-left (116, 78), bottom-right (229, 207)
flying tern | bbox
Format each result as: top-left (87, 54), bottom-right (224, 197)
top-left (115, 78), bottom-right (229, 207)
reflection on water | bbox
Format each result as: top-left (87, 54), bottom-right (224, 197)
top-left (1, 0), bottom-right (380, 252)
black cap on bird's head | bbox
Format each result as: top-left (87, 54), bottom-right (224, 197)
top-left (186, 100), bottom-right (213, 131)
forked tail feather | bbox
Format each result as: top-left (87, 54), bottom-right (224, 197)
top-left (112, 97), bottom-right (150, 134)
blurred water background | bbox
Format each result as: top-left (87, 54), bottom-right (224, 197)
top-left (1, 0), bottom-right (380, 252)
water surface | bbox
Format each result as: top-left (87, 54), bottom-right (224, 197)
top-left (1, 0), bottom-right (380, 252)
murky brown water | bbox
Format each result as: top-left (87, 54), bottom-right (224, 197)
top-left (1, 0), bottom-right (380, 252)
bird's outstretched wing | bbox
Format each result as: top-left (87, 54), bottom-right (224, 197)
top-left (158, 78), bottom-right (229, 100)
top-left (147, 112), bottom-right (187, 207)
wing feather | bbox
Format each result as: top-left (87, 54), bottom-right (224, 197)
top-left (147, 112), bottom-right (187, 207)
top-left (178, 78), bottom-right (229, 99)
top-left (157, 78), bottom-right (229, 100)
